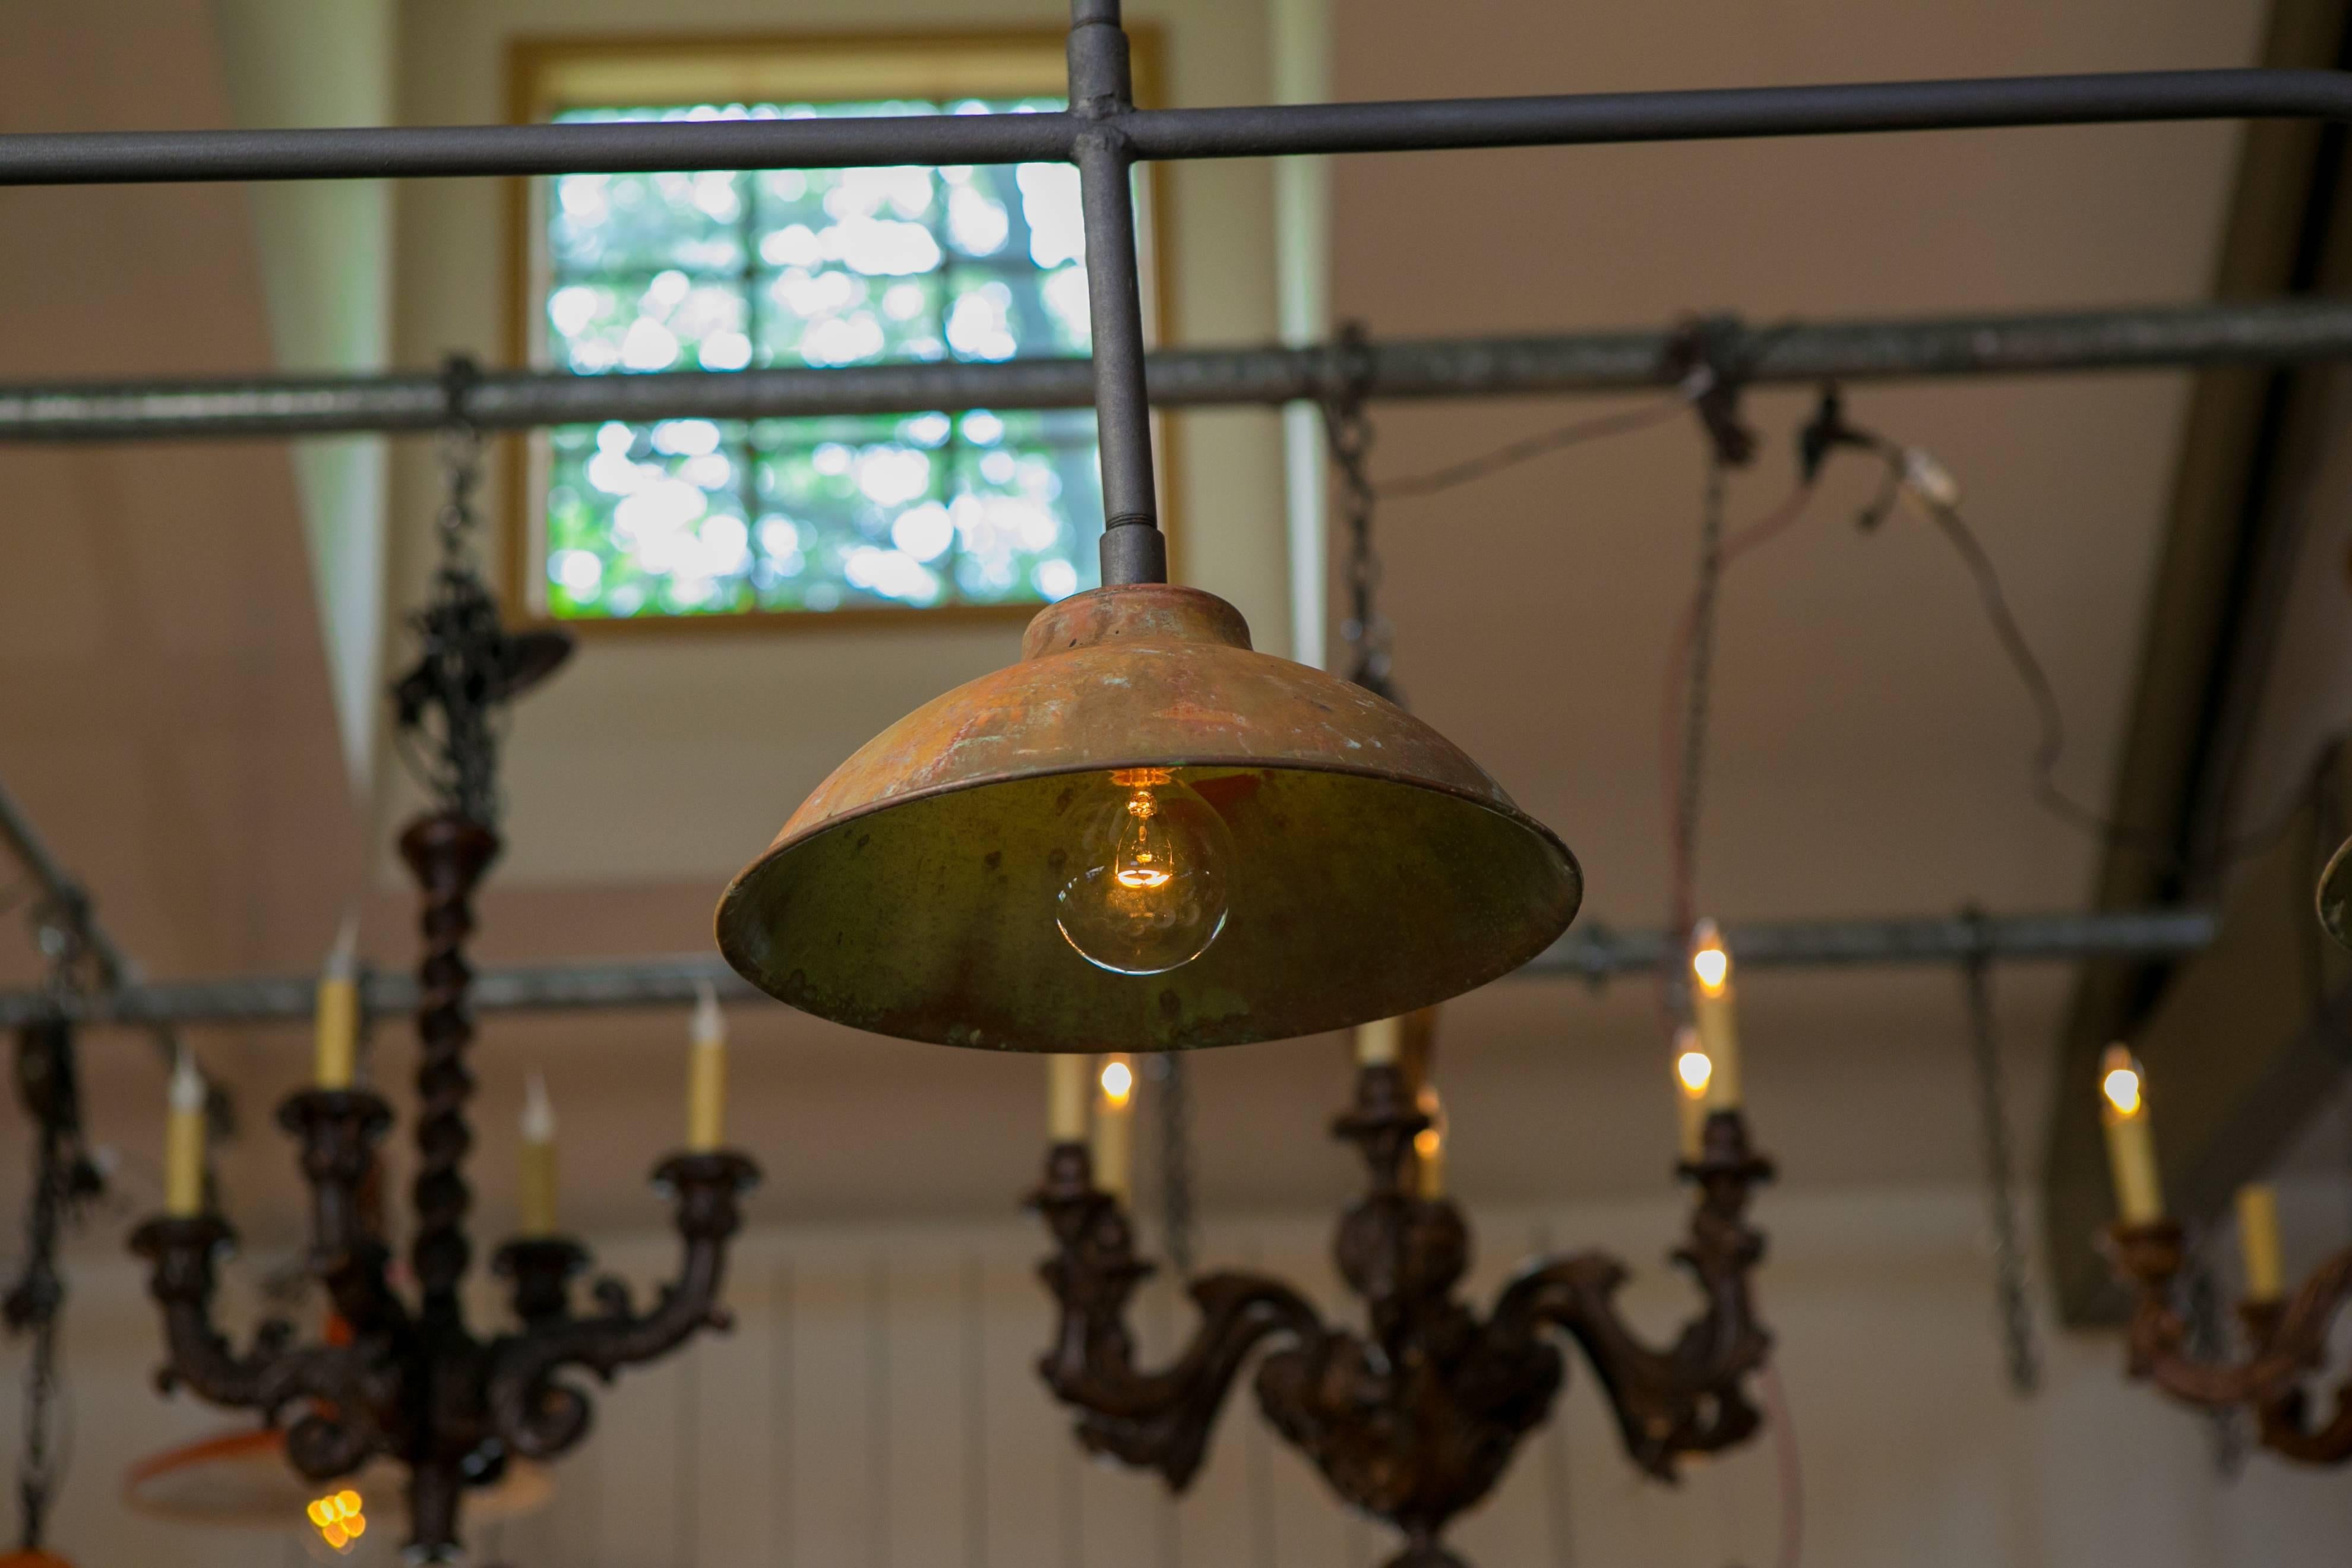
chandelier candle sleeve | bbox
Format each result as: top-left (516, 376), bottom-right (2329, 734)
top-left (1355, 1016), bottom-right (1404, 1067)
top-left (2098, 1045), bottom-right (2163, 1224)
top-left (2236, 1183), bottom-right (2283, 1302)
top-left (1674, 1026), bottom-right (1713, 1162)
top-left (1690, 921), bottom-right (1742, 1110)
top-left (1048, 1053), bottom-right (1090, 1143)
top-left (313, 911), bottom-right (361, 1089)
top-left (519, 1072), bottom-right (557, 1238)
top-left (164, 1045), bottom-right (206, 1216)
top-left (687, 981), bottom-right (726, 1153)
top-left (1092, 1055), bottom-right (1134, 1204)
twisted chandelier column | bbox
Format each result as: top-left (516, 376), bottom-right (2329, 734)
top-left (1030, 1060), bottom-right (1774, 1568)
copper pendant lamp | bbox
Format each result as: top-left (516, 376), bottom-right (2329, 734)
top-left (715, 3), bottom-right (1578, 1049)
top-left (717, 583), bottom-right (1580, 1051)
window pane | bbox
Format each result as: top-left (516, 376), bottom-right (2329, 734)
top-left (538, 95), bottom-right (1105, 622)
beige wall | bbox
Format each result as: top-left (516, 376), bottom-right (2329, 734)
top-left (20, 1181), bottom-right (2352, 1568)
top-left (385, 0), bottom-right (1291, 887)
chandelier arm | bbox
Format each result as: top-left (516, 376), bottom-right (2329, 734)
top-left (2110, 1227), bottom-right (2352, 1439)
top-left (1487, 1110), bottom-right (1773, 1478)
top-left (1029, 1140), bottom-right (1324, 1490)
top-left (483, 1150), bottom-right (758, 1462)
top-left (128, 1215), bottom-right (392, 1478)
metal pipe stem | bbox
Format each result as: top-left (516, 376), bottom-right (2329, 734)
top-left (1069, 1), bottom-right (1165, 586)
top-left (5, 300), bottom-right (2350, 442)
top-left (0, 908), bottom-right (2216, 1030)
top-left (0, 69), bottom-right (2345, 186)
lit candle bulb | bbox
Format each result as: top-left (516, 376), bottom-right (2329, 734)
top-left (1673, 1025), bottom-right (1713, 1161)
top-left (1048, 1053), bottom-right (1089, 1144)
top-left (313, 909), bottom-right (361, 1090)
top-left (2098, 1045), bottom-right (2163, 1224)
top-left (1354, 1016), bottom-right (1403, 1068)
top-left (687, 980), bottom-right (727, 1152)
top-left (1689, 919), bottom-right (1741, 1111)
top-left (1092, 1054), bottom-right (1134, 1203)
top-left (1414, 1086), bottom-right (1446, 1200)
top-left (2236, 1183), bottom-right (2283, 1303)
top-left (519, 1071), bottom-right (558, 1237)
top-left (164, 1047), bottom-right (207, 1217)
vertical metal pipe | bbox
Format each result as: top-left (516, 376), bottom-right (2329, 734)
top-left (1068, 0), bottom-right (1166, 586)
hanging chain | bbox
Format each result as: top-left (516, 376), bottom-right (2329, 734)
top-left (1958, 938), bottom-right (2040, 1395)
top-left (7, 905), bottom-right (104, 1552)
top-left (2182, 1240), bottom-right (2249, 1477)
top-left (1321, 322), bottom-right (1398, 703)
top-left (1669, 457), bottom-right (1728, 948)
top-left (1149, 1054), bottom-right (1196, 1280)
top-left (391, 355), bottom-right (573, 829)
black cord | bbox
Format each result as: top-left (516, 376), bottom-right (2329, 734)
top-left (1804, 411), bottom-right (2337, 881)
top-left (1372, 396), bottom-right (1688, 500)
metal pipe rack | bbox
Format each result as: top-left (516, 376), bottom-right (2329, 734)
top-left (0, 36), bottom-right (2337, 1030)
top-left (4, 68), bottom-right (2348, 186)
top-left (4, 299), bottom-right (2351, 440)
top-left (0, 908), bottom-right (2217, 1030)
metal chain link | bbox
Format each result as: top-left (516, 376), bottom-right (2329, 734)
top-left (1958, 943), bottom-right (2040, 1395)
top-left (1670, 457), bottom-right (1727, 947)
top-left (2182, 1240), bottom-right (2249, 1477)
top-left (1149, 1054), bottom-right (1196, 1280)
top-left (1320, 323), bottom-right (1397, 703)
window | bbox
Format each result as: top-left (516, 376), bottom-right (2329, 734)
top-left (507, 35), bottom-right (1161, 626)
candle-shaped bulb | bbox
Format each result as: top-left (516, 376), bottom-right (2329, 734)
top-left (2236, 1183), bottom-right (2283, 1303)
top-left (164, 1047), bottom-right (207, 1216)
top-left (313, 908), bottom-right (362, 1090)
top-left (1091, 1053), bottom-right (1134, 1203)
top-left (522, 1071), bottom-right (555, 1142)
top-left (1099, 1057), bottom-right (1133, 1104)
top-left (2097, 1044), bottom-right (2163, 1224)
top-left (687, 979), bottom-right (728, 1152)
top-left (518, 1071), bottom-right (558, 1237)
top-left (1688, 919), bottom-right (1742, 1110)
top-left (1413, 1085), bottom-right (1446, 1200)
top-left (1673, 1024), bottom-right (1712, 1161)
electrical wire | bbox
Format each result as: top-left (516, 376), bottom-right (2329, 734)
top-left (1372, 394), bottom-right (1689, 500)
top-left (1762, 1364), bottom-right (1804, 1568)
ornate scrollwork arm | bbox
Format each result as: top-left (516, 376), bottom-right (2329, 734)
top-left (2107, 1222), bottom-right (2352, 1463)
top-left (1031, 1140), bottom-right (1324, 1489)
top-left (129, 1215), bottom-right (392, 1479)
top-left (1488, 1109), bottom-right (1773, 1478)
top-left (483, 1150), bottom-right (758, 1460)
top-left (1032, 1064), bottom-right (1779, 1568)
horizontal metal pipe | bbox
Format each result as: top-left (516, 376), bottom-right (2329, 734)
top-left (5, 299), bottom-right (2350, 441)
top-left (0, 70), bottom-right (2344, 186)
top-left (0, 908), bottom-right (2215, 1030)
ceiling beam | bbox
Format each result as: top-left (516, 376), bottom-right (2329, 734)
top-left (2043, 0), bottom-right (2352, 1325)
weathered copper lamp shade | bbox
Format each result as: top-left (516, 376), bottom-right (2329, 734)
top-left (716, 583), bottom-right (1580, 1051)
top-left (2319, 834), bottom-right (2352, 949)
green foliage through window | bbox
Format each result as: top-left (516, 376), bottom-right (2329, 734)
top-left (537, 99), bottom-right (1103, 619)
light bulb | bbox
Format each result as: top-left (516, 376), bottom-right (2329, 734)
top-left (1056, 769), bottom-right (1234, 975)
top-left (1099, 1058), bottom-right (1133, 1102)
top-left (2101, 1061), bottom-right (2143, 1118)
top-left (1676, 1049), bottom-right (1713, 1096)
top-left (1690, 921), bottom-right (1730, 994)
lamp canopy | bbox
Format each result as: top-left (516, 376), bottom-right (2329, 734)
top-left (716, 583), bottom-right (1580, 1052)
